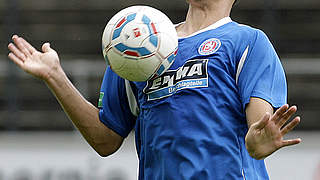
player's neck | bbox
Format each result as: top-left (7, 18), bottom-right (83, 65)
top-left (177, 1), bottom-right (232, 38)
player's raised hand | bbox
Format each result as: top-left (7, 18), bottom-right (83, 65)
top-left (245, 104), bottom-right (301, 160)
top-left (8, 35), bottom-right (61, 81)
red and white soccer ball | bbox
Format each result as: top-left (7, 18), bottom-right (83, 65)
top-left (102, 6), bottom-right (178, 82)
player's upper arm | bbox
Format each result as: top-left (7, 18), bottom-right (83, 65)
top-left (91, 119), bottom-right (125, 157)
top-left (236, 30), bottom-right (287, 113)
top-left (98, 67), bottom-right (138, 138)
top-left (245, 97), bottom-right (273, 127)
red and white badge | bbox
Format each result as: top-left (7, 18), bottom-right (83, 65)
top-left (198, 38), bottom-right (221, 55)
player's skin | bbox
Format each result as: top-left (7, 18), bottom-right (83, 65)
top-left (8, 36), bottom-right (123, 157)
top-left (7, 0), bottom-right (301, 160)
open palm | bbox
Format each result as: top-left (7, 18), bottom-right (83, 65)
top-left (8, 35), bottom-right (60, 81)
top-left (245, 104), bottom-right (301, 160)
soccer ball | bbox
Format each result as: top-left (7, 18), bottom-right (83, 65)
top-left (102, 6), bottom-right (178, 82)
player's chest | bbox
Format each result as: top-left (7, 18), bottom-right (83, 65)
top-left (134, 37), bottom-right (237, 101)
top-left (134, 56), bottom-right (235, 102)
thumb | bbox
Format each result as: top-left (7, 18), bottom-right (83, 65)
top-left (254, 112), bottom-right (271, 130)
top-left (42, 42), bottom-right (53, 53)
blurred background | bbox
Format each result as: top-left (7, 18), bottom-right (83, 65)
top-left (0, 0), bottom-right (319, 179)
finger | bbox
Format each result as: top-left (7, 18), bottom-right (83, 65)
top-left (19, 36), bottom-right (37, 54)
top-left (278, 106), bottom-right (297, 127)
top-left (8, 43), bottom-right (27, 61)
top-left (281, 116), bottom-right (300, 135)
top-left (255, 112), bottom-right (271, 130)
top-left (12, 35), bottom-right (32, 57)
top-left (8, 52), bottom-right (25, 69)
top-left (281, 138), bottom-right (301, 148)
top-left (271, 104), bottom-right (289, 122)
top-left (42, 42), bottom-right (52, 53)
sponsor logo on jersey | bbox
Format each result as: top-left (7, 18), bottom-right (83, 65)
top-left (143, 59), bottom-right (209, 101)
top-left (198, 38), bottom-right (221, 55)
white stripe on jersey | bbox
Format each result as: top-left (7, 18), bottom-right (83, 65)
top-left (125, 80), bottom-right (139, 116)
top-left (242, 169), bottom-right (246, 180)
top-left (236, 46), bottom-right (249, 85)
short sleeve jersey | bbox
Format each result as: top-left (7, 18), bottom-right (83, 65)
top-left (98, 17), bottom-right (287, 180)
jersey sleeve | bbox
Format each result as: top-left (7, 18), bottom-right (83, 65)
top-left (237, 30), bottom-right (287, 110)
top-left (98, 67), bottom-right (137, 138)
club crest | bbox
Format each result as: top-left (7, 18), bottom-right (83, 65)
top-left (198, 38), bottom-right (221, 55)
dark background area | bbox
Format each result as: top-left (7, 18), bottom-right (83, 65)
top-left (0, 0), bottom-right (319, 131)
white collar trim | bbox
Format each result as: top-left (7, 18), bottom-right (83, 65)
top-left (177, 17), bottom-right (232, 39)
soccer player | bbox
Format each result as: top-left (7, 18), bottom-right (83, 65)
top-left (8, 0), bottom-right (301, 179)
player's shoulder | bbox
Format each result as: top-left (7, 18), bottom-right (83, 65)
top-left (222, 21), bottom-right (272, 50)
top-left (227, 21), bottom-right (267, 40)
top-left (220, 21), bottom-right (274, 61)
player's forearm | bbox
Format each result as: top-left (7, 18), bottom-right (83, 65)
top-left (44, 66), bottom-right (123, 156)
top-left (45, 67), bottom-right (97, 127)
top-left (7, 35), bottom-right (123, 156)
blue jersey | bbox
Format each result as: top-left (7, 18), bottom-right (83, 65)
top-left (98, 17), bottom-right (287, 180)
